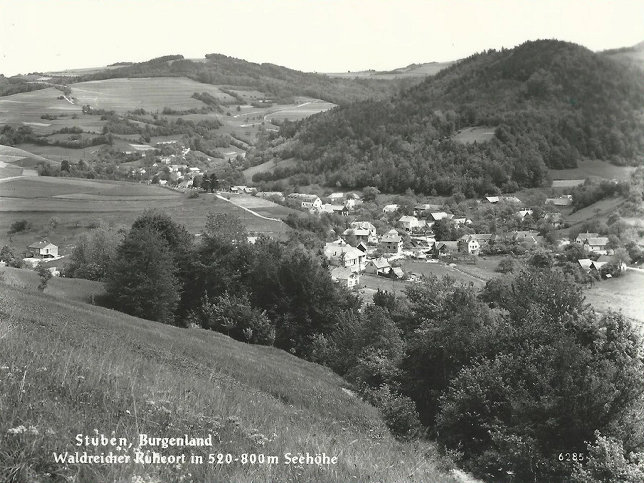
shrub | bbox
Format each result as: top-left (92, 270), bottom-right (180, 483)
top-left (363, 385), bottom-right (422, 440)
top-left (8, 220), bottom-right (31, 234)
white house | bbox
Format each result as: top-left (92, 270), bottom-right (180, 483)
top-left (28, 240), bottom-right (58, 258)
top-left (323, 242), bottom-right (366, 272)
top-left (288, 193), bottom-right (323, 210)
top-left (330, 267), bottom-right (360, 289)
top-left (458, 235), bottom-right (480, 255)
top-left (399, 215), bottom-right (426, 232)
top-left (379, 232), bottom-right (403, 255)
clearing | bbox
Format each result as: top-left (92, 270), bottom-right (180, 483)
top-left (548, 159), bottom-right (636, 181)
top-left (452, 126), bottom-right (496, 144)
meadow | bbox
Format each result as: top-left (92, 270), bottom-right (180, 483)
top-left (547, 159), bottom-right (636, 181)
top-left (70, 78), bottom-right (237, 113)
top-left (584, 270), bottom-right (644, 326)
top-left (0, 177), bottom-right (289, 252)
top-left (0, 275), bottom-right (455, 482)
top-left (452, 126), bottom-right (496, 144)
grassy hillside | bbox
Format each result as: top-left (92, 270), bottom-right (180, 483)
top-left (46, 54), bottom-right (409, 106)
top-left (0, 279), bottom-right (456, 482)
top-left (269, 40), bottom-right (644, 197)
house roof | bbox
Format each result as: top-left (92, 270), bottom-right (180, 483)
top-left (431, 212), bottom-right (454, 221)
top-left (380, 234), bottom-right (402, 243)
top-left (351, 221), bottom-right (375, 231)
top-left (370, 257), bottom-right (391, 269)
top-left (399, 215), bottom-right (418, 223)
top-left (331, 267), bottom-right (356, 280)
top-left (383, 204), bottom-right (399, 211)
top-left (28, 240), bottom-right (56, 249)
top-left (578, 259), bottom-right (593, 269)
top-left (392, 267), bottom-right (405, 278)
top-left (586, 237), bottom-right (609, 246)
top-left (576, 232), bottom-right (600, 241)
top-left (324, 243), bottom-right (364, 260)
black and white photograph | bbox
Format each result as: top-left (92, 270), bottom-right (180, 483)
top-left (1, 1), bottom-right (644, 481)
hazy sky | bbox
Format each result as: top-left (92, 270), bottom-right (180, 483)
top-left (1, 0), bottom-right (643, 76)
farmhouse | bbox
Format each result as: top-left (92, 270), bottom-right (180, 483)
top-left (379, 232), bottom-right (403, 255)
top-left (399, 215), bottom-right (425, 232)
top-left (432, 241), bottom-right (458, 257)
top-left (347, 221), bottom-right (378, 244)
top-left (458, 235), bottom-right (481, 255)
top-left (414, 203), bottom-right (443, 216)
top-left (28, 240), bottom-right (58, 258)
top-left (323, 242), bottom-right (366, 272)
top-left (365, 257), bottom-right (391, 276)
top-left (288, 193), bottom-right (323, 210)
top-left (330, 267), bottom-right (360, 289)
top-left (320, 204), bottom-right (349, 216)
top-left (594, 255), bottom-right (627, 272)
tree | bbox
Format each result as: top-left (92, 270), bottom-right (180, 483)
top-left (204, 212), bottom-right (247, 243)
top-left (60, 160), bottom-right (71, 172)
top-left (36, 264), bottom-right (52, 291)
top-left (0, 245), bottom-right (23, 268)
top-left (362, 186), bottom-right (380, 202)
top-left (495, 256), bottom-right (516, 273)
top-left (105, 226), bottom-right (180, 324)
top-left (66, 225), bottom-right (123, 281)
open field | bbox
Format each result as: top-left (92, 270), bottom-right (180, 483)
top-left (585, 270), bottom-right (644, 326)
top-left (551, 179), bottom-right (585, 188)
top-left (13, 143), bottom-right (100, 164)
top-left (0, 88), bottom-right (81, 126)
top-left (565, 196), bottom-right (626, 225)
top-left (243, 157), bottom-right (298, 181)
top-left (400, 259), bottom-right (487, 287)
top-left (0, 280), bottom-right (454, 482)
top-left (452, 126), bottom-right (496, 144)
top-left (548, 159), bottom-right (636, 181)
top-left (0, 144), bottom-right (53, 170)
top-left (0, 177), bottom-right (289, 251)
top-left (70, 77), bottom-right (237, 112)
top-left (226, 194), bottom-right (300, 219)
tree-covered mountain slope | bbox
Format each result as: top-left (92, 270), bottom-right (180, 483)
top-left (269, 40), bottom-right (644, 197)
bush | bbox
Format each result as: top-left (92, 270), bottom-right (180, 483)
top-left (8, 219), bottom-right (31, 234)
top-left (363, 385), bottom-right (422, 440)
top-left (187, 190), bottom-right (200, 199)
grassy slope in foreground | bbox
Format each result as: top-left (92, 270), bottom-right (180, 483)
top-left (0, 276), bottom-right (455, 482)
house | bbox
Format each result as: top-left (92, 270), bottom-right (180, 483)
top-left (546, 195), bottom-right (573, 206)
top-left (320, 204), bottom-right (349, 216)
top-left (347, 221), bottom-right (378, 244)
top-left (453, 217), bottom-right (471, 226)
top-left (414, 203), bottom-right (443, 216)
top-left (328, 192), bottom-right (345, 201)
top-left (399, 215), bottom-right (425, 232)
top-left (458, 235), bottom-right (481, 255)
top-left (323, 242), bottom-right (366, 272)
top-left (578, 259), bottom-right (593, 271)
top-left (288, 193), bottom-right (323, 210)
top-left (512, 231), bottom-right (540, 246)
top-left (545, 212), bottom-right (564, 228)
top-left (382, 204), bottom-right (399, 213)
top-left (594, 255), bottom-right (627, 272)
top-left (576, 233), bottom-right (610, 255)
top-left (331, 267), bottom-right (360, 289)
top-left (432, 241), bottom-right (458, 258)
top-left (365, 257), bottom-right (391, 276)
top-left (28, 240), bottom-right (58, 258)
top-left (379, 232), bottom-right (403, 255)
top-left (344, 198), bottom-right (362, 210)
top-left (516, 209), bottom-right (534, 218)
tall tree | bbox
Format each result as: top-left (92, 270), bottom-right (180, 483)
top-left (105, 226), bottom-right (180, 324)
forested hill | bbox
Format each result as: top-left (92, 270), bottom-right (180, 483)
top-left (273, 40), bottom-right (644, 197)
top-left (47, 54), bottom-right (414, 106)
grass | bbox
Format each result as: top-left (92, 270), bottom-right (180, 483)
top-left (0, 177), bottom-right (289, 251)
top-left (548, 159), bottom-right (636, 181)
top-left (565, 196), bottom-right (626, 226)
top-left (585, 270), bottom-right (644, 327)
top-left (70, 78), bottom-right (237, 113)
top-left (452, 127), bottom-right (496, 144)
top-left (0, 279), bottom-right (456, 482)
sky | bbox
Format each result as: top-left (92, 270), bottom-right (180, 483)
top-left (0, 0), bottom-right (643, 76)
